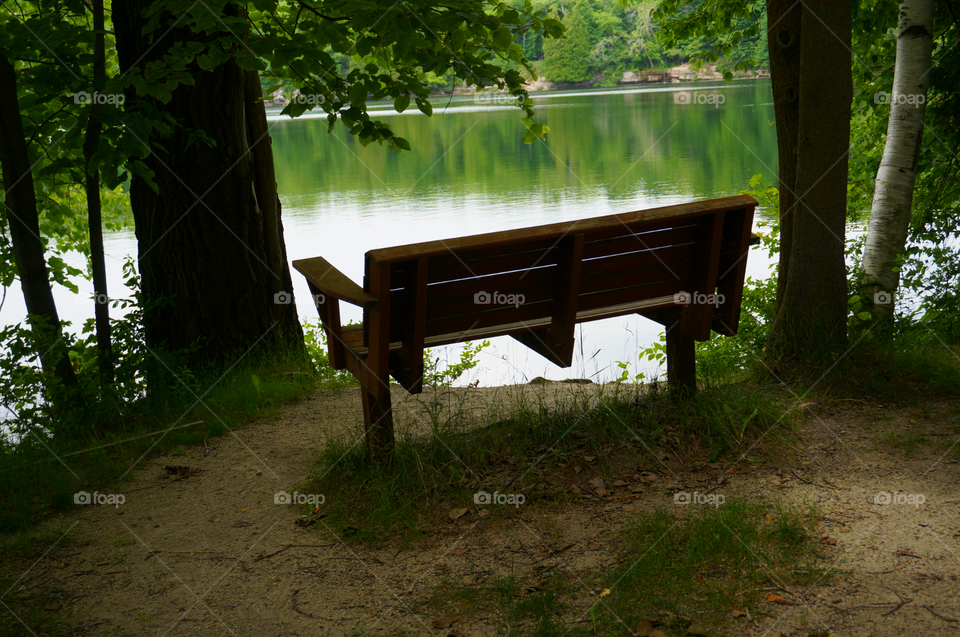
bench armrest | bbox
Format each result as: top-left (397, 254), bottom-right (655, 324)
top-left (292, 257), bottom-right (378, 309)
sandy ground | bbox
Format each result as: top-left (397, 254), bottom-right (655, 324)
top-left (18, 384), bottom-right (960, 636)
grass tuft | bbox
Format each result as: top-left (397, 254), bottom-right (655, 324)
top-left (307, 380), bottom-right (795, 544)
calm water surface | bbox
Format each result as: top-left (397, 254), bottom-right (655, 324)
top-left (6, 80), bottom-right (780, 386)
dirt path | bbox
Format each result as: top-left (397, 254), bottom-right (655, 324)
top-left (33, 387), bottom-right (960, 636)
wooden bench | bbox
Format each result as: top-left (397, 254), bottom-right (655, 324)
top-left (294, 195), bottom-right (757, 461)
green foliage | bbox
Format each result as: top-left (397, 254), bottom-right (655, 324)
top-left (423, 340), bottom-right (489, 387)
top-left (542, 13), bottom-right (594, 82)
top-left (302, 320), bottom-right (360, 387)
top-left (652, 0), bottom-right (769, 77)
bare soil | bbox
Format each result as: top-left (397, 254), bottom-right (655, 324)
top-left (22, 385), bottom-right (960, 636)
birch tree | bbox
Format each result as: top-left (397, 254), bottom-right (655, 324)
top-left (860, 0), bottom-right (934, 321)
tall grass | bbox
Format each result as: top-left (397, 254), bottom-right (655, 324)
top-left (306, 380), bottom-right (795, 544)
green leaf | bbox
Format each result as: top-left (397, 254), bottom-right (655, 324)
top-left (349, 82), bottom-right (368, 106)
top-left (415, 97), bottom-right (432, 116)
top-left (394, 137), bottom-right (411, 151)
top-left (197, 54), bottom-right (215, 71)
top-left (857, 311), bottom-right (872, 321)
top-left (493, 26), bottom-right (513, 50)
top-left (394, 94), bottom-right (410, 113)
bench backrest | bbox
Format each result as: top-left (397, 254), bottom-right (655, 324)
top-left (363, 195), bottom-right (756, 350)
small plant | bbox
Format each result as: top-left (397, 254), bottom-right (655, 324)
top-left (423, 340), bottom-right (489, 387)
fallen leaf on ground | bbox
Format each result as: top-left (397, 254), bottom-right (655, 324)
top-left (820, 536), bottom-right (837, 545)
top-left (431, 613), bottom-right (460, 629)
top-left (589, 477), bottom-right (607, 495)
top-left (634, 620), bottom-right (654, 636)
top-left (448, 508), bottom-right (468, 521)
top-left (766, 594), bottom-right (793, 604)
top-left (686, 623), bottom-right (710, 634)
top-left (731, 609), bottom-right (747, 618)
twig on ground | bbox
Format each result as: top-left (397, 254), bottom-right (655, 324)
top-left (254, 543), bottom-right (336, 562)
top-left (881, 591), bottom-right (912, 617)
top-left (791, 470), bottom-right (849, 490)
top-left (924, 605), bottom-right (959, 623)
top-left (865, 564), bottom-right (906, 574)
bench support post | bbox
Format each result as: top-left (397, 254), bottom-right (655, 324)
top-left (666, 313), bottom-right (697, 396)
top-left (364, 260), bottom-right (395, 463)
top-left (361, 382), bottom-right (394, 464)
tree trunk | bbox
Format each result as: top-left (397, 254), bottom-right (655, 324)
top-left (766, 0), bottom-right (801, 305)
top-left (113, 1), bottom-right (303, 363)
top-left (83, 0), bottom-right (114, 385)
top-left (766, 0), bottom-right (853, 367)
top-left (860, 0), bottom-right (934, 322)
top-left (0, 53), bottom-right (80, 398)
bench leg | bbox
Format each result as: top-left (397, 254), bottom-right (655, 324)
top-left (666, 319), bottom-right (697, 397)
top-left (360, 381), bottom-right (395, 464)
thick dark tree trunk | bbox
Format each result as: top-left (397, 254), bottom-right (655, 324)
top-left (766, 0), bottom-right (801, 302)
top-left (0, 53), bottom-right (80, 399)
top-left (83, 0), bottom-right (114, 386)
top-left (113, 1), bottom-right (303, 363)
top-left (766, 0), bottom-right (852, 368)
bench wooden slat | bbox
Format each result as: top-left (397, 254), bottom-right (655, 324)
top-left (393, 258), bottom-right (428, 393)
top-left (347, 294), bottom-right (683, 358)
top-left (712, 207), bottom-right (755, 335)
top-left (679, 213), bottom-right (725, 341)
top-left (512, 233), bottom-right (584, 366)
top-left (580, 225), bottom-right (698, 260)
top-left (369, 196), bottom-right (755, 264)
top-left (292, 256), bottom-right (377, 308)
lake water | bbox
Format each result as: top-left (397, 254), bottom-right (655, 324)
top-left (2, 80), bottom-right (780, 386)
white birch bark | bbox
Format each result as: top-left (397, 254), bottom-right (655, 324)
top-left (860, 0), bottom-right (934, 317)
